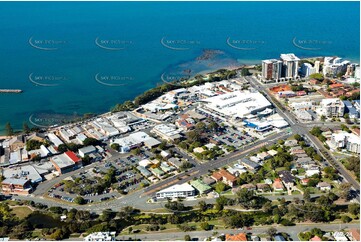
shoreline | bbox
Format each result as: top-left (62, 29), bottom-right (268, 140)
top-left (0, 54), bottom-right (359, 136)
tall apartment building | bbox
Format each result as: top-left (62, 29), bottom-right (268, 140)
top-left (320, 98), bottom-right (345, 117)
top-left (300, 63), bottom-right (316, 77)
top-left (280, 53), bottom-right (300, 79)
top-left (262, 59), bottom-right (282, 81)
top-left (331, 132), bottom-right (360, 154)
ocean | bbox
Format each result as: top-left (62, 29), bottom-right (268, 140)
top-left (0, 1), bottom-right (359, 133)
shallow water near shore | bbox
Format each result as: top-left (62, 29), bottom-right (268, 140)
top-left (0, 1), bottom-right (359, 133)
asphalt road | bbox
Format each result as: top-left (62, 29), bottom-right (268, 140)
top-left (61, 222), bottom-right (360, 241)
top-left (124, 223), bottom-right (360, 241)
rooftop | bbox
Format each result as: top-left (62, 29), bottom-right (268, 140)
top-left (157, 183), bottom-right (195, 194)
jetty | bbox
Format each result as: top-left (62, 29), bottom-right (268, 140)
top-left (0, 89), bottom-right (23, 93)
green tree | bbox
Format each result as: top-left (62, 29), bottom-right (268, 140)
top-left (22, 122), bottom-right (30, 134)
top-left (341, 215), bottom-right (352, 223)
top-left (198, 200), bottom-right (208, 212)
top-left (57, 144), bottom-right (68, 153)
top-left (74, 196), bottom-right (86, 205)
top-left (241, 68), bottom-right (251, 76)
top-left (184, 235), bottom-right (191, 241)
top-left (110, 143), bottom-right (120, 151)
top-left (348, 203), bottom-right (360, 216)
top-left (5, 122), bottom-right (13, 136)
top-left (200, 222), bottom-right (211, 231)
top-left (266, 227), bottom-right (277, 238)
top-left (215, 182), bottom-right (226, 194)
top-left (83, 137), bottom-right (99, 146)
top-left (303, 189), bottom-right (311, 202)
top-left (338, 183), bottom-right (352, 200)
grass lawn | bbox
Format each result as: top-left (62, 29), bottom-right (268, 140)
top-left (11, 206), bottom-right (33, 219)
top-left (275, 167), bottom-right (286, 172)
top-left (119, 219), bottom-right (226, 235)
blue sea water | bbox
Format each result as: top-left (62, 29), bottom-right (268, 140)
top-left (0, 1), bottom-right (359, 133)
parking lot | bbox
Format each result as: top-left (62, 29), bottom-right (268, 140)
top-left (47, 157), bottom-right (149, 203)
top-left (214, 128), bottom-right (255, 147)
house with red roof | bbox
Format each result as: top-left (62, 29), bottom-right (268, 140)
top-left (310, 235), bottom-right (322, 241)
top-left (212, 169), bottom-right (237, 187)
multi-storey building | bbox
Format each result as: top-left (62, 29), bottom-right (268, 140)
top-left (320, 98), bottom-right (345, 117)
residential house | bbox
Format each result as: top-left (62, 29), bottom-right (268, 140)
top-left (190, 179), bottom-right (212, 194)
top-left (256, 183), bottom-right (270, 192)
top-left (202, 176), bottom-right (216, 186)
top-left (317, 182), bottom-right (331, 191)
top-left (272, 178), bottom-right (285, 191)
top-left (290, 146), bottom-right (306, 155)
top-left (300, 178), bottom-right (310, 186)
top-left (306, 166), bottom-right (320, 177)
top-left (84, 232), bottom-right (116, 241)
top-left (240, 158), bottom-right (260, 171)
top-left (257, 151), bottom-right (271, 161)
top-left (168, 157), bottom-right (182, 169)
top-left (284, 139), bottom-right (298, 147)
top-left (332, 232), bottom-right (348, 241)
top-left (211, 169), bottom-right (237, 187)
top-left (225, 233), bottom-right (248, 241)
top-left (349, 229), bottom-right (360, 241)
top-left (278, 170), bottom-right (295, 190)
top-left (310, 236), bottom-right (322, 241)
top-left (241, 183), bottom-right (257, 191)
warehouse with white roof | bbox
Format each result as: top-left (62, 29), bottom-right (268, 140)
top-left (203, 91), bottom-right (272, 119)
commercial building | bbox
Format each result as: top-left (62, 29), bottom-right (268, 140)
top-left (280, 53), bottom-right (300, 79)
top-left (48, 133), bottom-right (64, 147)
top-left (51, 151), bottom-right (81, 174)
top-left (1, 178), bottom-right (32, 195)
top-left (262, 59), bottom-right (282, 81)
top-left (78, 145), bottom-right (97, 158)
top-left (320, 98), bottom-right (345, 117)
top-left (113, 132), bottom-right (160, 152)
top-left (151, 124), bottom-right (182, 141)
top-left (3, 165), bottom-right (43, 184)
top-left (204, 91), bottom-right (272, 120)
top-left (156, 183), bottom-right (195, 199)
